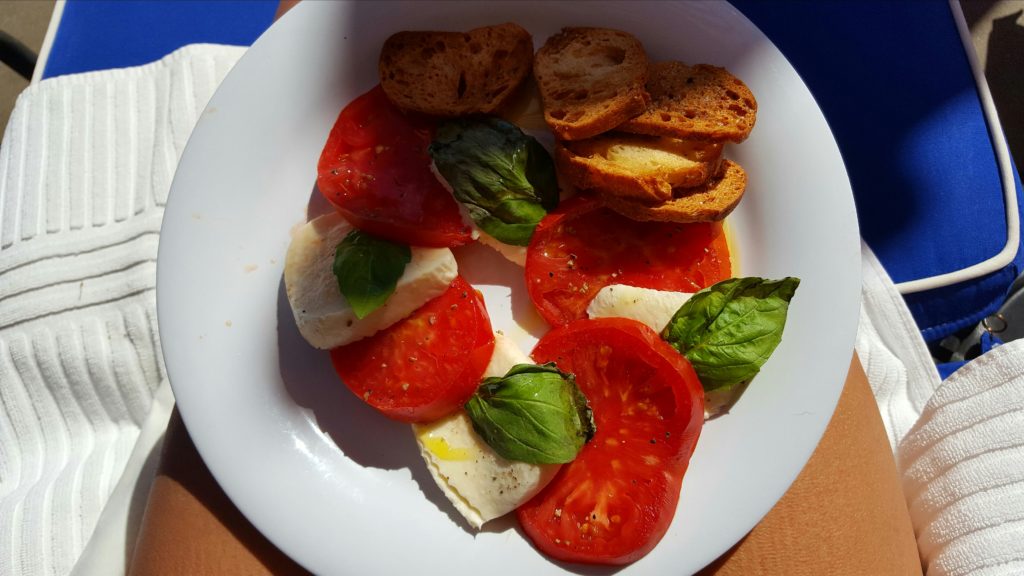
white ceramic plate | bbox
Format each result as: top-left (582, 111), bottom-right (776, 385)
top-left (157, 2), bottom-right (861, 574)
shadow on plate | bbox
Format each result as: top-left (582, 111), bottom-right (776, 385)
top-left (276, 273), bottom-right (482, 534)
top-left (275, 273), bottom-right (413, 469)
top-left (276, 183), bottom-right (486, 534)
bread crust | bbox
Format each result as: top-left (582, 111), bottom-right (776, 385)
top-left (620, 62), bottom-right (757, 143)
top-left (379, 23), bottom-right (533, 117)
top-left (556, 134), bottom-right (723, 203)
top-left (599, 159), bottom-right (747, 223)
top-left (534, 27), bottom-right (650, 141)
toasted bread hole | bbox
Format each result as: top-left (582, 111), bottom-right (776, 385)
top-left (552, 89), bottom-right (574, 101)
top-left (457, 72), bottom-right (467, 99)
top-left (469, 42), bottom-right (483, 54)
top-left (684, 109), bottom-right (698, 119)
top-left (550, 109), bottom-right (567, 120)
top-left (600, 46), bottom-right (627, 65)
top-left (725, 89), bottom-right (740, 100)
top-left (573, 89), bottom-right (590, 100)
top-left (660, 112), bottom-right (672, 122)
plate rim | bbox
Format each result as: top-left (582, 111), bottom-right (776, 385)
top-left (156, 2), bottom-right (862, 574)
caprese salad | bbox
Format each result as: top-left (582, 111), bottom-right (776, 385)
top-left (283, 25), bottom-right (799, 567)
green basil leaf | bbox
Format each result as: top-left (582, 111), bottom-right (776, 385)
top-left (465, 363), bottom-right (595, 464)
top-left (332, 230), bottom-right (411, 319)
top-left (429, 118), bottom-right (558, 246)
top-left (662, 277), bottom-right (800, 392)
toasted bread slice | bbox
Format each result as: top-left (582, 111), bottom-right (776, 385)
top-left (534, 27), bottom-right (649, 141)
top-left (556, 134), bottom-right (723, 203)
top-left (379, 23), bottom-right (533, 117)
top-left (600, 159), bottom-right (747, 222)
top-left (621, 62), bottom-right (757, 143)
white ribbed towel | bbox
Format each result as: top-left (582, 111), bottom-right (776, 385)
top-left (859, 243), bottom-right (1024, 576)
top-left (900, 340), bottom-right (1024, 576)
top-left (2, 43), bottom-right (1023, 576)
top-left (857, 243), bottom-right (944, 455)
top-left (0, 44), bottom-right (246, 576)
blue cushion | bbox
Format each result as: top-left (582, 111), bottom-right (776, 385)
top-left (735, 0), bottom-right (1024, 342)
top-left (42, 0), bottom-right (277, 78)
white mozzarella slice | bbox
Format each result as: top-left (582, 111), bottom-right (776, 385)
top-left (476, 231), bottom-right (527, 267)
top-left (413, 333), bottom-right (561, 529)
top-left (413, 412), bottom-right (560, 529)
top-left (585, 284), bottom-right (693, 333)
top-left (283, 211), bottom-right (457, 349)
top-left (483, 331), bottom-right (532, 378)
top-left (429, 160), bottom-right (480, 240)
top-left (431, 158), bottom-right (529, 267)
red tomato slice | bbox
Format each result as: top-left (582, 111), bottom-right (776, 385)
top-left (519, 317), bottom-right (704, 565)
top-left (525, 196), bottom-right (732, 327)
top-left (317, 85), bottom-right (472, 247)
top-left (329, 276), bottom-right (495, 423)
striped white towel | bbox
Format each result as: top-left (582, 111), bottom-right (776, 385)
top-left (900, 341), bottom-right (1024, 576)
top-left (859, 244), bottom-right (1024, 576)
top-left (0, 44), bottom-right (245, 576)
